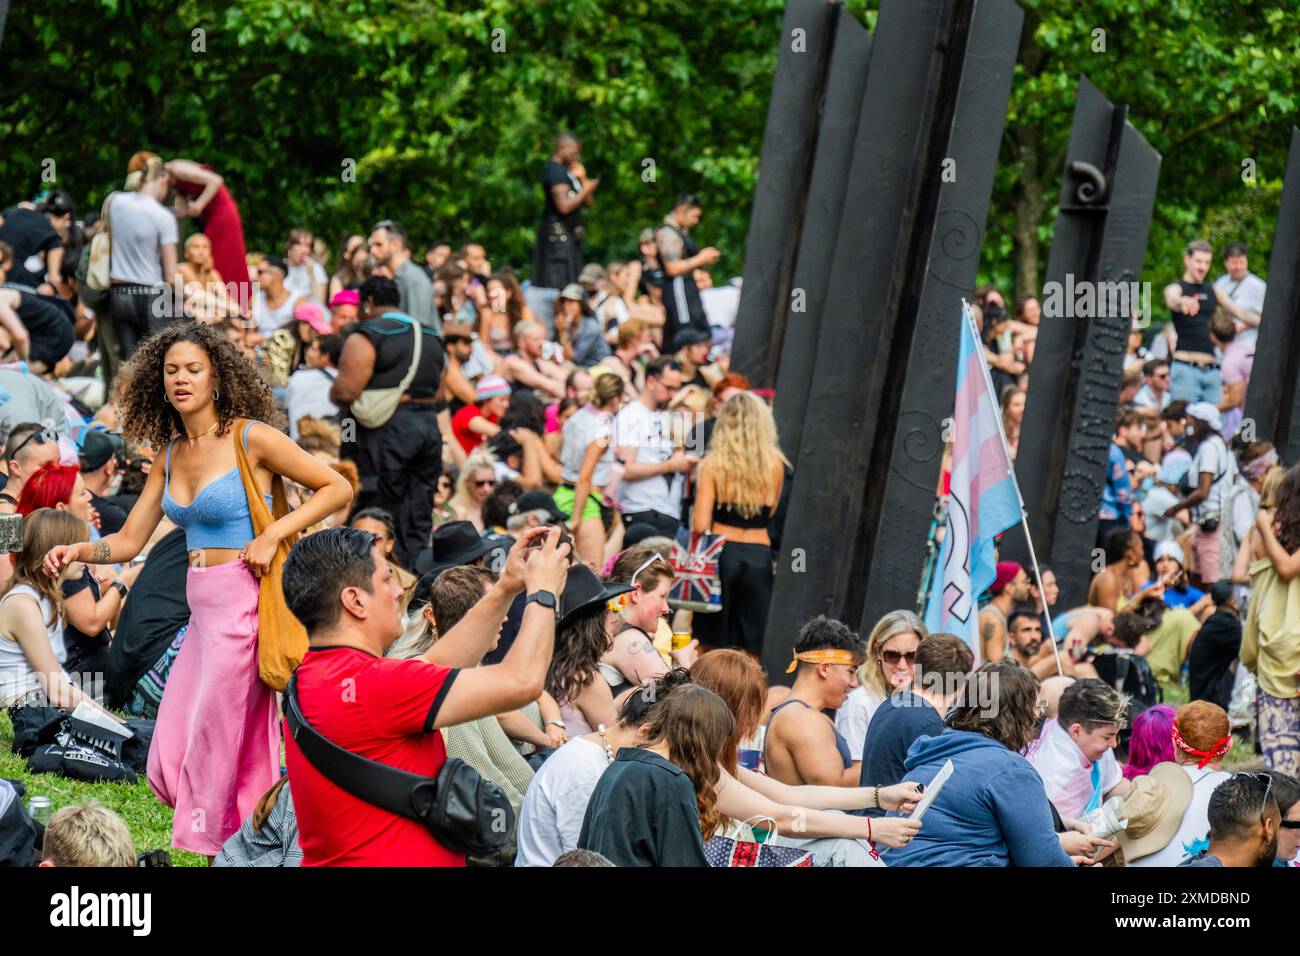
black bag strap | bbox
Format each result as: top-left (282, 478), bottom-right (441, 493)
top-left (283, 676), bottom-right (440, 822)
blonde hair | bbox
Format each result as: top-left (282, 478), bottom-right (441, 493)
top-left (1260, 465), bottom-right (1286, 509)
top-left (857, 609), bottom-right (927, 700)
top-left (124, 151), bottom-right (166, 192)
top-left (453, 447), bottom-right (497, 513)
top-left (0, 509), bottom-right (88, 627)
top-left (41, 800), bottom-right (136, 867)
top-left (703, 392), bottom-right (788, 516)
top-left (584, 373), bottom-right (624, 409)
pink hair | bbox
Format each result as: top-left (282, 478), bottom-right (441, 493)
top-left (1122, 704), bottom-right (1176, 779)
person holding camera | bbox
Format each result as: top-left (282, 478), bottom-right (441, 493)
top-left (281, 524), bottom-right (569, 866)
top-left (1161, 403), bottom-right (1237, 588)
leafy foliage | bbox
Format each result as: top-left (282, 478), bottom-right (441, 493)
top-left (2, 0), bottom-right (1296, 297)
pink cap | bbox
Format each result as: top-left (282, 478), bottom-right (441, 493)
top-left (329, 289), bottom-right (360, 309)
top-left (294, 300), bottom-right (332, 335)
top-left (991, 561), bottom-right (1023, 594)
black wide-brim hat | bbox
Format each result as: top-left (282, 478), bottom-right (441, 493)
top-left (412, 520), bottom-right (497, 580)
top-left (559, 563), bottom-right (634, 630)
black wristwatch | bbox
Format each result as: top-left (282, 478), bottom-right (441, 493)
top-left (525, 590), bottom-right (558, 613)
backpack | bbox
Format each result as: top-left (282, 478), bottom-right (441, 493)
top-left (1091, 650), bottom-right (1161, 751)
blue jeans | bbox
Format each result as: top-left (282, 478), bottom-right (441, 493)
top-left (1170, 360), bottom-right (1222, 405)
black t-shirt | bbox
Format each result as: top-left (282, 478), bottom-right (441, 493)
top-left (0, 207), bottom-right (60, 287)
top-left (349, 313), bottom-right (445, 402)
top-left (638, 259), bottom-right (665, 296)
top-left (61, 569), bottom-right (111, 674)
top-left (540, 160), bottom-right (581, 230)
top-left (91, 492), bottom-right (127, 536)
top-left (860, 690), bottom-right (945, 806)
top-left (1188, 609), bottom-right (1241, 709)
top-left (104, 527), bottom-right (190, 708)
top-left (1170, 280), bottom-right (1216, 355)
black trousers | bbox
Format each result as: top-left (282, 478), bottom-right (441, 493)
top-left (622, 509), bottom-right (680, 544)
top-left (691, 541), bottom-right (773, 655)
top-left (106, 286), bottom-right (174, 384)
top-left (345, 404), bottom-right (442, 567)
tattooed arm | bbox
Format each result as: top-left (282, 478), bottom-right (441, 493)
top-left (43, 457), bottom-right (166, 576)
top-left (980, 611), bottom-right (1005, 662)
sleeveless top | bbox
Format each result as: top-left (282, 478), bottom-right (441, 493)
top-left (712, 501), bottom-right (773, 530)
top-left (0, 583), bottom-right (67, 705)
top-left (764, 697), bottom-right (854, 770)
top-left (1170, 280), bottom-right (1216, 355)
top-left (161, 421), bottom-right (273, 550)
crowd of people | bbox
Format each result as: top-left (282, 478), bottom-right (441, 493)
top-left (0, 138), bottom-right (1295, 870)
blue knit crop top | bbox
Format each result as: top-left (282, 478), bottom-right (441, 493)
top-left (161, 421), bottom-right (273, 550)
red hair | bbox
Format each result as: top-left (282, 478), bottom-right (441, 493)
top-left (17, 461), bottom-right (80, 516)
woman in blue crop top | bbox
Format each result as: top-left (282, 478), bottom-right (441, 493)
top-left (691, 393), bottom-right (788, 655)
top-left (43, 322), bottom-right (353, 858)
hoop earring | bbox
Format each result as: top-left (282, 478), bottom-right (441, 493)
top-left (163, 392), bottom-right (171, 405)
top-left (213, 388), bottom-right (220, 403)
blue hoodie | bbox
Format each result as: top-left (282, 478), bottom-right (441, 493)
top-left (885, 728), bottom-right (1072, 867)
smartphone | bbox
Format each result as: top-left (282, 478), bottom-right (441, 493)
top-left (529, 525), bottom-right (574, 554)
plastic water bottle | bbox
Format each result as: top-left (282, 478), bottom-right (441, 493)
top-left (28, 796), bottom-right (52, 826)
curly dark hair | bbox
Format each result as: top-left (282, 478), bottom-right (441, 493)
top-left (1273, 463), bottom-right (1300, 553)
top-left (114, 321), bottom-right (285, 450)
top-left (546, 605), bottom-right (612, 705)
top-left (947, 660), bottom-right (1040, 752)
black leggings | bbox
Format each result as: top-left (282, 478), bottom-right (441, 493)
top-left (692, 541), bottom-right (773, 655)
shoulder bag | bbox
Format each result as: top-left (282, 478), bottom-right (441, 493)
top-left (283, 675), bottom-right (514, 858)
top-left (350, 316), bottom-right (422, 429)
top-left (232, 418), bottom-right (308, 690)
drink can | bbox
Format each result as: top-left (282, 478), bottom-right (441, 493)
top-left (671, 631), bottom-right (692, 650)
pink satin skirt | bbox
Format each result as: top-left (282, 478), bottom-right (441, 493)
top-left (146, 559), bottom-right (280, 856)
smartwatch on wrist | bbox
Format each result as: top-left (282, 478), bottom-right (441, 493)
top-left (109, 580), bottom-right (130, 600)
top-left (525, 590), bottom-right (558, 613)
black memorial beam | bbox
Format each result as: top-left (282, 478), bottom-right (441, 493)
top-left (771, 11), bottom-right (873, 462)
top-left (857, 0), bottom-right (1024, 635)
top-left (1002, 77), bottom-right (1161, 611)
top-left (1242, 128), bottom-right (1300, 461)
top-left (728, 0), bottom-right (841, 389)
top-left (761, 0), bottom-right (1022, 679)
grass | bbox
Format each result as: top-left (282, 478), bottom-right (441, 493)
top-left (1159, 680), bottom-right (1265, 773)
top-left (0, 711), bottom-right (206, 867)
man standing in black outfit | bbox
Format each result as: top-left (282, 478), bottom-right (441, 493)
top-left (331, 276), bottom-right (445, 566)
top-left (532, 133), bottom-right (599, 290)
top-left (1187, 582), bottom-right (1241, 711)
top-left (1162, 240), bottom-right (1221, 405)
top-left (655, 194), bottom-right (720, 352)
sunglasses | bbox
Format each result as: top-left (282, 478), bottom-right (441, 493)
top-left (1234, 771), bottom-right (1275, 822)
top-left (631, 552), bottom-right (672, 585)
top-left (881, 650), bottom-right (917, 666)
top-left (474, 479), bottom-right (495, 488)
top-left (8, 430), bottom-right (52, 459)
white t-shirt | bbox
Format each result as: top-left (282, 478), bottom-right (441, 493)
top-left (514, 736), bottom-right (609, 867)
top-left (1213, 272), bottom-right (1267, 345)
top-left (834, 686), bottom-right (884, 764)
top-left (285, 260), bottom-right (327, 304)
top-left (613, 400), bottom-right (680, 519)
top-left (286, 367), bottom-right (338, 438)
top-left (1129, 765), bottom-right (1231, 867)
top-left (254, 289), bottom-right (302, 339)
top-left (1027, 718), bottom-right (1124, 819)
top-left (0, 584), bottom-right (67, 705)
top-left (561, 405), bottom-right (615, 486)
top-left (107, 191), bottom-right (178, 285)
top-left (1193, 435), bottom-right (1236, 522)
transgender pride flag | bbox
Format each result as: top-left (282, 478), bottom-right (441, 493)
top-left (924, 305), bottom-right (1025, 662)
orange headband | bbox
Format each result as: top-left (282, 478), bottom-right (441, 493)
top-left (786, 649), bottom-right (860, 674)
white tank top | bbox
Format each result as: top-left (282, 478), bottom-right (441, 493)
top-left (0, 583), bottom-right (67, 705)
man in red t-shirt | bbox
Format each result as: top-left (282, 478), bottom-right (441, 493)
top-left (451, 375), bottom-right (512, 454)
top-left (281, 524), bottom-right (569, 866)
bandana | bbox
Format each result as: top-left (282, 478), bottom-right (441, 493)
top-left (1244, 448), bottom-right (1278, 482)
top-left (786, 649), bottom-right (861, 674)
top-left (1172, 722), bottom-right (1233, 769)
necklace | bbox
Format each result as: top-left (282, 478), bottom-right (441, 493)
top-left (597, 724), bottom-right (614, 765)
top-left (185, 420), bottom-right (219, 443)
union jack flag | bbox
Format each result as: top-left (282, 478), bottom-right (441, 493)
top-left (669, 529), bottom-right (725, 612)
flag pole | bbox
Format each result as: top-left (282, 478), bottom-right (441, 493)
top-left (962, 300), bottom-right (1063, 677)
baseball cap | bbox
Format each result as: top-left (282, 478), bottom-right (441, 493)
top-left (79, 430), bottom-right (122, 473)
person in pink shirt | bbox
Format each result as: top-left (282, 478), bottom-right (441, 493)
top-left (1213, 314), bottom-right (1253, 438)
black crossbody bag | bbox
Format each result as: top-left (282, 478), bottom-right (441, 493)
top-left (283, 676), bottom-right (515, 858)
